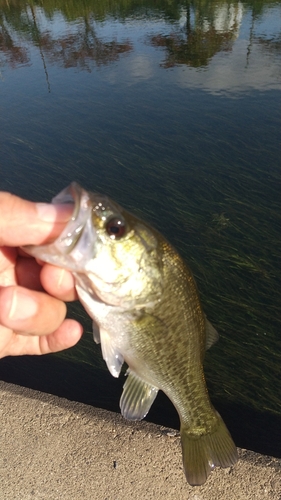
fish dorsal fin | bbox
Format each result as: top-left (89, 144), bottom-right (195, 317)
top-left (120, 370), bottom-right (158, 421)
top-left (92, 321), bottom-right (100, 344)
top-left (205, 317), bottom-right (219, 350)
top-left (100, 327), bottom-right (124, 378)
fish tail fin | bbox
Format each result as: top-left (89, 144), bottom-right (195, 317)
top-left (180, 412), bottom-right (238, 486)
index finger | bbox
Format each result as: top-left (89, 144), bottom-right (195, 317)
top-left (0, 192), bottom-right (73, 247)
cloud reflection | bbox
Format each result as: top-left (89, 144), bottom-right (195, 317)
top-left (0, 2), bottom-right (280, 95)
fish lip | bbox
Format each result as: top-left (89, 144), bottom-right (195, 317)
top-left (23, 182), bottom-right (98, 272)
top-left (56, 182), bottom-right (81, 220)
top-left (52, 181), bottom-right (86, 228)
top-left (50, 182), bottom-right (98, 266)
top-left (52, 182), bottom-right (89, 251)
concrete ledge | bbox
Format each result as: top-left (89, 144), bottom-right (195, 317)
top-left (0, 381), bottom-right (280, 499)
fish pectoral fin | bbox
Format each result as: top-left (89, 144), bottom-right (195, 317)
top-left (205, 317), bottom-right (219, 350)
top-left (120, 370), bottom-right (158, 421)
top-left (180, 411), bottom-right (238, 486)
top-left (100, 327), bottom-right (124, 378)
top-left (92, 321), bottom-right (100, 344)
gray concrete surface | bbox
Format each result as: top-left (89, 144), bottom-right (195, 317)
top-left (0, 381), bottom-right (280, 500)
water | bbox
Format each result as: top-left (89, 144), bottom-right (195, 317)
top-left (0, 0), bottom-right (280, 457)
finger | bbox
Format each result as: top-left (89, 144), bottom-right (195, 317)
top-left (0, 246), bottom-right (17, 276)
top-left (0, 319), bottom-right (83, 357)
top-left (0, 192), bottom-right (73, 247)
top-left (40, 264), bottom-right (78, 301)
top-left (38, 319), bottom-right (83, 354)
top-left (0, 286), bottom-right (66, 336)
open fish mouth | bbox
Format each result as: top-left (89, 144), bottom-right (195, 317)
top-left (24, 182), bottom-right (98, 271)
top-left (51, 182), bottom-right (97, 257)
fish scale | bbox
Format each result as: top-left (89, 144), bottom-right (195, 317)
top-left (125, 243), bottom-right (215, 429)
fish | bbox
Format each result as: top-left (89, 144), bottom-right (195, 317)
top-left (25, 182), bottom-right (238, 486)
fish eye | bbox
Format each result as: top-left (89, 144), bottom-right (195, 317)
top-left (106, 217), bottom-right (126, 240)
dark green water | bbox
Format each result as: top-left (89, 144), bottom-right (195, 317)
top-left (0, 0), bottom-right (280, 457)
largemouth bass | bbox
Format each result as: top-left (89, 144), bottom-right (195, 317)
top-left (25, 182), bottom-right (237, 486)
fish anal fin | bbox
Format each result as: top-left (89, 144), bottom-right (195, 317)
top-left (205, 317), bottom-right (219, 350)
top-left (100, 327), bottom-right (124, 378)
top-left (180, 412), bottom-right (238, 486)
top-left (120, 370), bottom-right (158, 421)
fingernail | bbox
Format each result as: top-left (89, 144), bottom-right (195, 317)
top-left (8, 289), bottom-right (38, 321)
top-left (36, 203), bottom-right (73, 223)
top-left (57, 268), bottom-right (65, 288)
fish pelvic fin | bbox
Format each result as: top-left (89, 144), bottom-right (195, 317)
top-left (120, 370), bottom-right (158, 421)
top-left (180, 412), bottom-right (238, 486)
top-left (100, 327), bottom-right (124, 378)
top-left (92, 321), bottom-right (100, 344)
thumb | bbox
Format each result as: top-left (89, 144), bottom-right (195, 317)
top-left (0, 192), bottom-right (72, 247)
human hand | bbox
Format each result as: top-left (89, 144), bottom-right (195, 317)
top-left (0, 191), bottom-right (83, 358)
